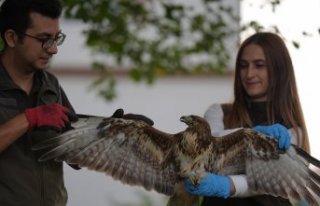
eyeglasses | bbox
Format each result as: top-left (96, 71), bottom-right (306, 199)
top-left (23, 32), bottom-right (66, 49)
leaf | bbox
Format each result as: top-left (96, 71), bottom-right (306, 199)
top-left (292, 41), bottom-right (300, 49)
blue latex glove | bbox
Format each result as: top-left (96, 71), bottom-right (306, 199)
top-left (254, 123), bottom-right (291, 150)
top-left (184, 172), bottom-right (231, 198)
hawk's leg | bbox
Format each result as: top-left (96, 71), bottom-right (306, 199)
top-left (184, 162), bottom-right (206, 185)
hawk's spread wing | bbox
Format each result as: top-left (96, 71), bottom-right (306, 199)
top-left (33, 115), bottom-right (320, 206)
top-left (34, 116), bottom-right (178, 196)
top-left (206, 128), bottom-right (320, 205)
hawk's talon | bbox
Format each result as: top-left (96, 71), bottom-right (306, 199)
top-left (188, 172), bottom-right (200, 185)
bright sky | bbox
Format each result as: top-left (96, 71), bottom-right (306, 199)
top-left (241, 0), bottom-right (320, 158)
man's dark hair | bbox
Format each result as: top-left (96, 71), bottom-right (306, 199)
top-left (0, 0), bottom-right (63, 44)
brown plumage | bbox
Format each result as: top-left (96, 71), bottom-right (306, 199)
top-left (33, 115), bottom-right (320, 206)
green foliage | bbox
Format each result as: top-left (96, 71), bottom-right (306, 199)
top-left (62, 0), bottom-right (282, 100)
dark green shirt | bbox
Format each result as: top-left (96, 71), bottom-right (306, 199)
top-left (0, 62), bottom-right (74, 206)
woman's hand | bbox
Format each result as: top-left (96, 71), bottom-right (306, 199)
top-left (254, 123), bottom-right (291, 150)
top-left (184, 172), bottom-right (233, 198)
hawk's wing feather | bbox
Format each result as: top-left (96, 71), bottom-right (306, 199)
top-left (34, 116), bottom-right (178, 196)
top-left (206, 128), bottom-right (320, 205)
top-left (246, 136), bottom-right (320, 205)
top-left (33, 116), bottom-right (104, 160)
top-left (205, 129), bottom-right (250, 175)
top-left (247, 146), bottom-right (320, 205)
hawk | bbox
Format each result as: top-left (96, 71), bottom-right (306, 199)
top-left (33, 114), bottom-right (320, 206)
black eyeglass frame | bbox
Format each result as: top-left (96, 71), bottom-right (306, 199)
top-left (22, 32), bottom-right (66, 49)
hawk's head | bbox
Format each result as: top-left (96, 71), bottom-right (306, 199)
top-left (180, 115), bottom-right (205, 126)
top-left (180, 115), bottom-right (211, 135)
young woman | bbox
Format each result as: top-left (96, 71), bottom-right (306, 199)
top-left (185, 32), bottom-right (309, 206)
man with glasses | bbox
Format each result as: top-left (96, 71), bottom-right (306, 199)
top-left (0, 0), bottom-right (77, 205)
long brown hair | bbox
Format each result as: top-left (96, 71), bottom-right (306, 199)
top-left (226, 32), bottom-right (309, 152)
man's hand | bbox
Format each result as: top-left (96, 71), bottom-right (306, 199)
top-left (254, 123), bottom-right (291, 150)
top-left (24, 103), bottom-right (77, 130)
top-left (112, 108), bottom-right (154, 126)
top-left (184, 172), bottom-right (231, 198)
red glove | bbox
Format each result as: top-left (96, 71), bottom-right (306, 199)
top-left (24, 103), bottom-right (71, 129)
